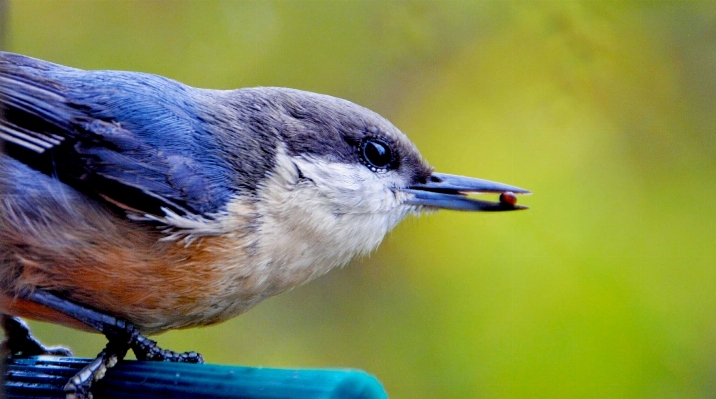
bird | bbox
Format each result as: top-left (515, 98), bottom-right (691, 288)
top-left (0, 51), bottom-right (529, 398)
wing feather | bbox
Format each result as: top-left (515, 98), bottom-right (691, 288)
top-left (0, 52), bottom-right (231, 218)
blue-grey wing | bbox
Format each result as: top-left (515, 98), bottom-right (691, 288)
top-left (0, 52), bottom-right (233, 217)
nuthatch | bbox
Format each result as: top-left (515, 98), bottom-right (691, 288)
top-left (0, 52), bottom-right (529, 398)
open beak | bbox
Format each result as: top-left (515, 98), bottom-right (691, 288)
top-left (402, 172), bottom-right (530, 211)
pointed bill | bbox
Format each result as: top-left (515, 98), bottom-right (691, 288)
top-left (402, 172), bottom-right (530, 212)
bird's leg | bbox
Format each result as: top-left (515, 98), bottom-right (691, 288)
top-left (1, 314), bottom-right (73, 358)
top-left (25, 290), bottom-right (203, 363)
top-left (21, 289), bottom-right (203, 398)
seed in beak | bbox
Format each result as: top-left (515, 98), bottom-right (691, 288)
top-left (499, 191), bottom-right (518, 206)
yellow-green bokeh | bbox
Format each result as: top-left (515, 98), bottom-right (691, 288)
top-left (4, 1), bottom-right (716, 398)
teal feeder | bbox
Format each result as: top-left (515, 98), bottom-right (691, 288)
top-left (3, 356), bottom-right (387, 399)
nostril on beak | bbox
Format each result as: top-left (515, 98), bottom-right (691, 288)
top-left (429, 175), bottom-right (442, 183)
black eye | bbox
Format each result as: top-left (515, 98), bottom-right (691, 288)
top-left (361, 139), bottom-right (393, 171)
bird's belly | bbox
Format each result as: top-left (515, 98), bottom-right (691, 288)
top-left (0, 159), bottom-right (269, 334)
top-left (0, 227), bottom-right (273, 334)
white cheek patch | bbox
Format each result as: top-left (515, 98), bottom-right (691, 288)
top-left (252, 148), bottom-right (414, 287)
top-left (291, 156), bottom-right (404, 214)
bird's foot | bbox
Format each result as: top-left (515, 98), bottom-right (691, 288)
top-left (104, 317), bottom-right (204, 363)
top-left (60, 319), bottom-right (202, 399)
top-left (132, 333), bottom-right (204, 363)
top-left (1, 315), bottom-right (73, 358)
top-left (21, 289), bottom-right (204, 398)
top-left (63, 340), bottom-right (128, 399)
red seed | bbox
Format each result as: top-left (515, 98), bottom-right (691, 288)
top-left (499, 191), bottom-right (518, 206)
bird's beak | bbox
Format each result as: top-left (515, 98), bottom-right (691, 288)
top-left (402, 172), bottom-right (530, 211)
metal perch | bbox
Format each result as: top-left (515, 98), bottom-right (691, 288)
top-left (3, 356), bottom-right (387, 399)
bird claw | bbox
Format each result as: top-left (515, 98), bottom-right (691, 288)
top-left (15, 290), bottom-right (205, 397)
top-left (63, 340), bottom-right (128, 399)
top-left (59, 316), bottom-right (204, 398)
top-left (38, 345), bottom-right (74, 357)
top-left (1, 315), bottom-right (73, 358)
top-left (131, 332), bottom-right (204, 363)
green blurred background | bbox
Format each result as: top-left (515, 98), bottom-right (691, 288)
top-left (3, 1), bottom-right (716, 398)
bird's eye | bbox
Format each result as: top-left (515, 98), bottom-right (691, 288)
top-left (361, 139), bottom-right (393, 172)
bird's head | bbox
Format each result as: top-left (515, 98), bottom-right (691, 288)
top-left (218, 88), bottom-right (529, 276)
